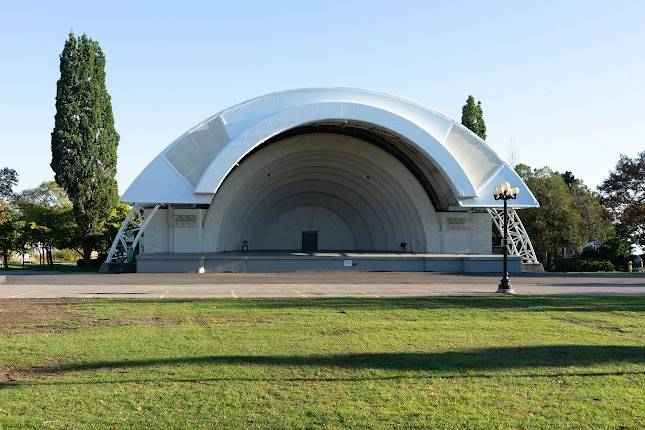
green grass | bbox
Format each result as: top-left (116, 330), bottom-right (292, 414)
top-left (564, 271), bottom-right (644, 274)
top-left (2, 263), bottom-right (98, 272)
top-left (0, 296), bottom-right (643, 429)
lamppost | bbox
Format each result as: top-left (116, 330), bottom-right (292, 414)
top-left (493, 181), bottom-right (520, 294)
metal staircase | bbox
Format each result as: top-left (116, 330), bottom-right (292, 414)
top-left (488, 208), bottom-right (539, 264)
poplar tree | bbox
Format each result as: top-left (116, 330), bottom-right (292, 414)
top-left (51, 33), bottom-right (119, 263)
top-left (461, 95), bottom-right (487, 140)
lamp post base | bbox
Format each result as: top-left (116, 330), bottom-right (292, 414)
top-left (497, 277), bottom-right (514, 295)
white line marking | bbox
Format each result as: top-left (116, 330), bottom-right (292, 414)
top-left (160, 290), bottom-right (169, 299)
top-left (230, 290), bottom-right (238, 298)
top-left (6, 290), bottom-right (36, 298)
top-left (357, 291), bottom-right (380, 298)
top-left (293, 289), bottom-right (308, 298)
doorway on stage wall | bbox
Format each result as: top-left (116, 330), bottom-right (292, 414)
top-left (301, 231), bottom-right (318, 252)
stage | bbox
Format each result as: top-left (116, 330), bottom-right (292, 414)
top-left (134, 251), bottom-right (523, 274)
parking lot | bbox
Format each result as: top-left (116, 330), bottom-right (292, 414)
top-left (1, 272), bottom-right (644, 298)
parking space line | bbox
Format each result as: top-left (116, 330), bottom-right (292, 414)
top-left (293, 289), bottom-right (308, 298)
top-left (356, 290), bottom-right (380, 298)
top-left (230, 290), bottom-right (238, 298)
top-left (6, 290), bottom-right (37, 298)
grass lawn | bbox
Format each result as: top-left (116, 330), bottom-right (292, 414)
top-left (0, 296), bottom-right (643, 429)
top-left (3, 263), bottom-right (98, 272)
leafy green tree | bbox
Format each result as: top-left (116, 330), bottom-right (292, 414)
top-left (461, 95), bottom-right (487, 140)
top-left (0, 207), bottom-right (22, 269)
top-left (16, 217), bottom-right (43, 267)
top-left (515, 164), bottom-right (583, 261)
top-left (560, 172), bottom-right (614, 243)
top-left (515, 164), bottom-right (533, 182)
top-left (16, 182), bottom-right (81, 265)
top-left (0, 202), bottom-right (8, 227)
top-left (0, 168), bottom-right (18, 202)
top-left (50, 33), bottom-right (120, 264)
top-left (19, 181), bottom-right (70, 208)
top-left (0, 167), bottom-right (18, 226)
top-left (95, 202), bottom-right (131, 255)
top-left (517, 164), bottom-right (616, 268)
top-left (598, 151), bottom-right (645, 248)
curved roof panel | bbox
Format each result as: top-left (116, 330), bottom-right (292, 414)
top-left (122, 87), bottom-right (538, 208)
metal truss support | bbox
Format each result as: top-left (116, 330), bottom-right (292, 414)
top-left (488, 208), bottom-right (538, 264)
top-left (105, 204), bottom-right (160, 264)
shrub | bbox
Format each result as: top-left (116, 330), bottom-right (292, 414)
top-left (52, 248), bottom-right (79, 263)
top-left (581, 237), bottom-right (632, 270)
top-left (579, 260), bottom-right (615, 272)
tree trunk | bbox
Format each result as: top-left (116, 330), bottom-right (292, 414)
top-left (83, 239), bottom-right (93, 265)
top-left (2, 249), bottom-right (7, 269)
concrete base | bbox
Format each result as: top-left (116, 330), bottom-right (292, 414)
top-left (522, 262), bottom-right (545, 272)
top-left (134, 251), bottom-right (523, 274)
top-left (99, 262), bottom-right (137, 274)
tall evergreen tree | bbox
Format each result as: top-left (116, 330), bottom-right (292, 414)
top-left (461, 95), bottom-right (487, 140)
top-left (51, 33), bottom-right (119, 263)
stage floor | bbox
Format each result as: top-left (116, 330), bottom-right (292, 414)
top-left (135, 251), bottom-right (523, 274)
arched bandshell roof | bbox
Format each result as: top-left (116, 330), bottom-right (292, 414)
top-left (122, 87), bottom-right (538, 209)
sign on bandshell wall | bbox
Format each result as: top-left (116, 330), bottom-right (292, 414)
top-left (170, 214), bottom-right (197, 227)
top-left (446, 217), bottom-right (470, 230)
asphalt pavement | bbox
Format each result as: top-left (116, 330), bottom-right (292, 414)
top-left (0, 272), bottom-right (643, 298)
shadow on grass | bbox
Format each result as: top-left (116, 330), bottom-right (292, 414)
top-left (3, 345), bottom-right (643, 389)
top-left (100, 295), bottom-right (645, 313)
top-left (27, 345), bottom-right (645, 372)
top-left (4, 370), bottom-right (644, 389)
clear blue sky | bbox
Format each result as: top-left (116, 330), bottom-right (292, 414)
top-left (1, 0), bottom-right (643, 193)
